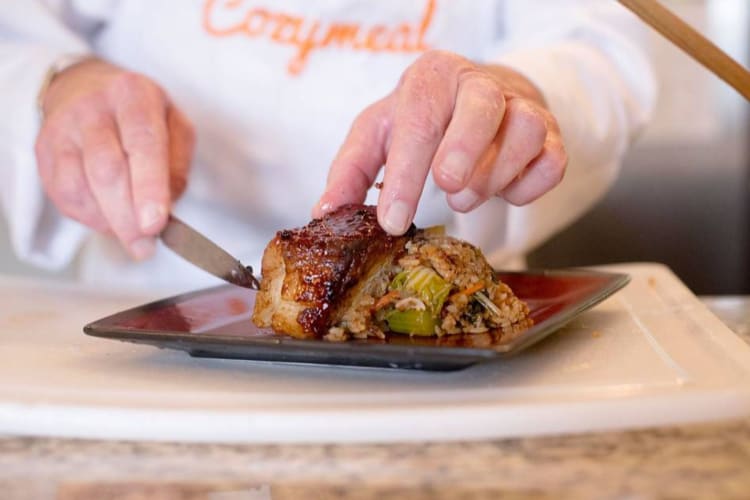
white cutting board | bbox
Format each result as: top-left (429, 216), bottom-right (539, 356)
top-left (1, 263), bottom-right (749, 443)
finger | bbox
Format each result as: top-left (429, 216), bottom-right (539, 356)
top-left (378, 66), bottom-right (455, 235)
top-left (52, 147), bottom-right (111, 231)
top-left (313, 98), bottom-right (390, 218)
top-left (501, 138), bottom-right (568, 205)
top-left (166, 105), bottom-right (195, 200)
top-left (80, 113), bottom-right (154, 259)
top-left (447, 99), bottom-right (547, 212)
top-left (431, 73), bottom-right (505, 193)
top-left (114, 75), bottom-right (170, 235)
top-left (36, 132), bottom-right (109, 231)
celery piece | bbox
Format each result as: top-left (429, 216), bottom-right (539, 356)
top-left (403, 267), bottom-right (452, 313)
top-left (385, 309), bottom-right (436, 336)
top-left (389, 270), bottom-right (409, 291)
top-left (385, 266), bottom-right (451, 335)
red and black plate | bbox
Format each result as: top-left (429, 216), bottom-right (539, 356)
top-left (84, 269), bottom-right (629, 371)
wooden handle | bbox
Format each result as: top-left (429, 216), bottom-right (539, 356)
top-left (618, 0), bottom-right (750, 101)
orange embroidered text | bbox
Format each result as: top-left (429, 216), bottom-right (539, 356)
top-left (203, 0), bottom-right (436, 75)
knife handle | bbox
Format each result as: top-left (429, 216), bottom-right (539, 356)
top-left (618, 0), bottom-right (750, 101)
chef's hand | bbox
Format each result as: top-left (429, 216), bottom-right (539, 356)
top-left (314, 50), bottom-right (567, 235)
top-left (35, 58), bottom-right (195, 259)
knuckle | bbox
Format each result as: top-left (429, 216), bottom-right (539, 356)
top-left (113, 71), bottom-right (163, 100)
top-left (88, 154), bottom-right (125, 185)
top-left (83, 90), bottom-right (110, 108)
top-left (403, 50), bottom-right (468, 89)
top-left (415, 49), bottom-right (465, 71)
top-left (123, 113), bottom-right (171, 153)
top-left (124, 126), bottom-right (163, 151)
top-left (473, 77), bottom-right (505, 110)
top-left (66, 93), bottom-right (110, 123)
top-left (78, 107), bottom-right (112, 131)
top-left (116, 71), bottom-right (145, 89)
top-left (401, 69), bottom-right (432, 99)
top-left (402, 111), bottom-right (443, 145)
top-left (509, 100), bottom-right (547, 146)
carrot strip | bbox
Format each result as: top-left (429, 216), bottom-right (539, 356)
top-left (449, 282), bottom-right (485, 302)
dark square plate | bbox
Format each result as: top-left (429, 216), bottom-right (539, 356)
top-left (84, 269), bottom-right (629, 371)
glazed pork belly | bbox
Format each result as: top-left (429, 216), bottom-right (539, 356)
top-left (252, 205), bottom-right (413, 339)
top-left (252, 204), bottom-right (531, 340)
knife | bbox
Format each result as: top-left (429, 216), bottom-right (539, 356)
top-left (160, 214), bottom-right (261, 290)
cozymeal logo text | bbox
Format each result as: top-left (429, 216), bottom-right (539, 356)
top-left (202, 0), bottom-right (436, 75)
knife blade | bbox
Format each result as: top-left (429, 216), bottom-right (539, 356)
top-left (160, 214), bottom-right (260, 289)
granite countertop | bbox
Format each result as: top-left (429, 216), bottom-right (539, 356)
top-left (2, 298), bottom-right (750, 500)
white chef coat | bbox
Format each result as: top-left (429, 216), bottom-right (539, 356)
top-left (0, 0), bottom-right (656, 292)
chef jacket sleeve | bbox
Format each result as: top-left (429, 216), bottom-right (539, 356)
top-left (0, 0), bottom-right (115, 270)
top-left (452, 0), bottom-right (657, 267)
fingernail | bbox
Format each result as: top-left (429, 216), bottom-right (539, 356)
top-left (441, 152), bottom-right (471, 185)
top-left (130, 237), bottom-right (156, 261)
top-left (449, 188), bottom-right (481, 212)
top-left (382, 200), bottom-right (412, 235)
top-left (139, 203), bottom-right (166, 232)
top-left (316, 200), bottom-right (334, 216)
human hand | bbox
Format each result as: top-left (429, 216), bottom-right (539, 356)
top-left (314, 50), bottom-right (567, 235)
top-left (35, 58), bottom-right (195, 259)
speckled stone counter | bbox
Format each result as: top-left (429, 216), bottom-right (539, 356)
top-left (2, 298), bottom-right (749, 500)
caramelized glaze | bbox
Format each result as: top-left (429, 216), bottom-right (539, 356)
top-left (275, 205), bottom-right (413, 335)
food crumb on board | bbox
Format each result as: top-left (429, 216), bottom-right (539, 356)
top-left (592, 330), bottom-right (602, 338)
